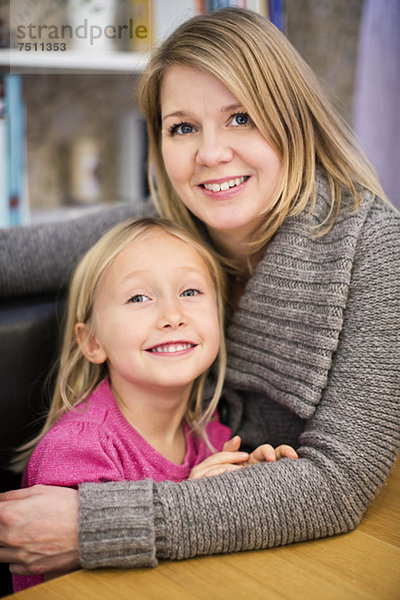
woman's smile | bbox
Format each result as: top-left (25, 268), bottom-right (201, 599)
top-left (199, 175), bottom-right (250, 197)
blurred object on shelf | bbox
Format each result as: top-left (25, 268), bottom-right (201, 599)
top-left (117, 110), bottom-right (148, 203)
top-left (0, 17), bottom-right (10, 49)
top-left (151, 0), bottom-right (197, 44)
top-left (10, 0), bottom-right (67, 49)
top-left (70, 135), bottom-right (102, 204)
top-left (268, 0), bottom-right (286, 32)
top-left (1, 74), bottom-right (30, 227)
top-left (126, 0), bottom-right (152, 52)
top-left (0, 76), bottom-right (7, 226)
top-left (67, 0), bottom-right (118, 53)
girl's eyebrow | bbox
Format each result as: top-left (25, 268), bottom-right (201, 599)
top-left (179, 265), bottom-right (208, 276)
top-left (162, 103), bottom-right (244, 122)
top-left (121, 270), bottom-right (150, 282)
top-left (121, 266), bottom-right (207, 282)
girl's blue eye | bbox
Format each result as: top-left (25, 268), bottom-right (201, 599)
top-left (128, 294), bottom-right (149, 303)
top-left (231, 112), bottom-right (251, 126)
top-left (181, 288), bottom-right (199, 297)
top-left (170, 122), bottom-right (195, 135)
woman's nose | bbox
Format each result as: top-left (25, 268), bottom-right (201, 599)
top-left (195, 129), bottom-right (234, 167)
top-left (156, 299), bottom-right (187, 329)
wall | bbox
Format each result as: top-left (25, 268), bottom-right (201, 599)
top-left (286, 0), bottom-right (363, 122)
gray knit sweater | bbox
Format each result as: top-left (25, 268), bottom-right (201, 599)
top-left (1, 174), bottom-right (399, 566)
top-left (76, 172), bottom-right (400, 568)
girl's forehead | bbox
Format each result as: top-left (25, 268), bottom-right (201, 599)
top-left (112, 229), bottom-right (212, 277)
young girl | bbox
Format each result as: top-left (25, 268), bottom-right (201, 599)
top-left (13, 218), bottom-right (297, 591)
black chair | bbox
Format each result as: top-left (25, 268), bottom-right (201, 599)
top-left (0, 293), bottom-right (65, 597)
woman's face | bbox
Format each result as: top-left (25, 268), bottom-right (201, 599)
top-left (160, 65), bottom-right (282, 249)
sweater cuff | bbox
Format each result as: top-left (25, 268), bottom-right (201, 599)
top-left (78, 480), bottom-right (158, 569)
top-left (153, 485), bottom-right (168, 559)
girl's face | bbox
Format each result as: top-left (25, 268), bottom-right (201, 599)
top-left (80, 229), bottom-right (220, 401)
top-left (160, 65), bottom-right (282, 250)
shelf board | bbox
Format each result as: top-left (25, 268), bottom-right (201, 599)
top-left (0, 49), bottom-right (149, 73)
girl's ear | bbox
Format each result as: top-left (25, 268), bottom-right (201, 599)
top-left (75, 322), bottom-right (107, 364)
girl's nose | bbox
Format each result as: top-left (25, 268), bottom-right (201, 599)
top-left (195, 129), bottom-right (234, 167)
top-left (156, 299), bottom-right (187, 330)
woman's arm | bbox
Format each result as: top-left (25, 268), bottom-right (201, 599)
top-left (0, 201), bottom-right (399, 573)
top-left (78, 200), bottom-right (400, 567)
top-left (0, 202), bottom-right (152, 298)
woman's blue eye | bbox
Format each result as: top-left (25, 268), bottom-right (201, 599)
top-left (181, 289), bottom-right (199, 297)
top-left (170, 122), bottom-right (194, 135)
top-left (231, 112), bottom-right (251, 126)
top-left (128, 294), bottom-right (149, 303)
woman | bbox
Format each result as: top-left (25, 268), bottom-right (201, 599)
top-left (1, 7), bottom-right (399, 577)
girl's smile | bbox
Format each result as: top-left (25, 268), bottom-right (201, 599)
top-left (145, 340), bottom-right (197, 355)
top-left (160, 65), bottom-right (282, 254)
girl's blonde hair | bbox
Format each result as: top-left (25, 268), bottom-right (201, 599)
top-left (15, 218), bottom-right (227, 470)
top-left (138, 7), bottom-right (385, 265)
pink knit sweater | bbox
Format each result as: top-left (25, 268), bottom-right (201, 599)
top-left (14, 379), bottom-right (230, 591)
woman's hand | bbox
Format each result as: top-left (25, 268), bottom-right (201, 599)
top-left (0, 485), bottom-right (79, 576)
top-left (189, 436), bottom-right (249, 479)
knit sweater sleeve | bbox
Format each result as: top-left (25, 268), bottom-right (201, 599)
top-left (0, 201), bottom-right (154, 298)
top-left (79, 199), bottom-right (400, 568)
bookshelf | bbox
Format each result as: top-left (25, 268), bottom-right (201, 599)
top-left (0, 49), bottom-right (149, 74)
top-left (0, 48), bottom-right (150, 226)
top-left (0, 1), bottom-right (271, 226)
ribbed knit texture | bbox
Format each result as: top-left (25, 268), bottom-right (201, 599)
top-left (78, 172), bottom-right (400, 567)
top-left (80, 479), bottom-right (158, 568)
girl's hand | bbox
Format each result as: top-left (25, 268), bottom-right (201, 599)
top-left (247, 443), bottom-right (298, 465)
top-left (189, 436), bottom-right (249, 479)
top-left (224, 436), bottom-right (298, 463)
top-left (188, 437), bottom-right (298, 479)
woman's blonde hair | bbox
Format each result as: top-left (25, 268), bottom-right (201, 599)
top-left (138, 7), bottom-right (385, 264)
top-left (14, 218), bottom-right (227, 470)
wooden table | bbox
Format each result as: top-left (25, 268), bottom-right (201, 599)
top-left (8, 459), bottom-right (400, 600)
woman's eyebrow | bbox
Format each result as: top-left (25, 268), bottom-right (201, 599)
top-left (220, 103), bottom-right (244, 113)
top-left (162, 103), bottom-right (244, 122)
top-left (162, 110), bottom-right (188, 121)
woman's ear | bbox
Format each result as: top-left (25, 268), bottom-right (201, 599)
top-left (75, 322), bottom-right (107, 364)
